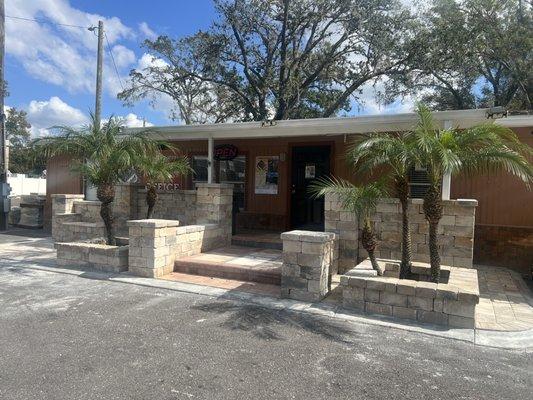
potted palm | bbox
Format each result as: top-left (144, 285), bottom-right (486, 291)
top-left (411, 104), bottom-right (533, 282)
top-left (136, 151), bottom-right (191, 219)
top-left (348, 132), bottom-right (416, 278)
top-left (37, 115), bottom-right (164, 245)
top-left (311, 178), bottom-right (388, 275)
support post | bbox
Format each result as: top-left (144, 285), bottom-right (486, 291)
top-left (94, 20), bottom-right (104, 130)
top-left (0, 0), bottom-right (9, 231)
top-left (207, 137), bottom-right (214, 184)
top-left (442, 120), bottom-right (452, 200)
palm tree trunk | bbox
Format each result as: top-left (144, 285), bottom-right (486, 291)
top-left (97, 184), bottom-right (116, 246)
top-left (361, 221), bottom-right (383, 276)
top-left (396, 178), bottom-right (412, 278)
top-left (146, 185), bottom-right (158, 219)
top-left (428, 221), bottom-right (441, 282)
top-left (423, 185), bottom-right (443, 283)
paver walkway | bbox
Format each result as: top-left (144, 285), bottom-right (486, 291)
top-left (475, 265), bottom-right (533, 331)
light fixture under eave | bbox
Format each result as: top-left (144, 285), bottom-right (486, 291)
top-left (261, 119), bottom-right (277, 127)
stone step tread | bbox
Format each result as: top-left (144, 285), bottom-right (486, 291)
top-left (174, 258), bottom-right (281, 285)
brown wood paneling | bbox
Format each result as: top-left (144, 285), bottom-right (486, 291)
top-left (43, 155), bottom-right (83, 230)
top-left (451, 127), bottom-right (533, 228)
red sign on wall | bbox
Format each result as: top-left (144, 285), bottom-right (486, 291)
top-left (214, 144), bottom-right (238, 161)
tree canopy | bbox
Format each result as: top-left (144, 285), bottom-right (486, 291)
top-left (119, 0), bottom-right (532, 122)
top-left (119, 0), bottom-right (419, 122)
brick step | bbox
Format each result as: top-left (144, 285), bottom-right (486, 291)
top-left (174, 259), bottom-right (281, 285)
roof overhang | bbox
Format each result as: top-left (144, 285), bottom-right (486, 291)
top-left (126, 108), bottom-right (522, 141)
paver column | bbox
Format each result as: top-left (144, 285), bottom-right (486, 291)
top-left (195, 183), bottom-right (233, 245)
top-left (281, 230), bottom-right (337, 302)
top-left (127, 219), bottom-right (181, 278)
top-left (113, 183), bottom-right (136, 235)
top-left (51, 194), bottom-right (84, 241)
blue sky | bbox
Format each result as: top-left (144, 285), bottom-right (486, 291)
top-left (5, 0), bottom-right (413, 137)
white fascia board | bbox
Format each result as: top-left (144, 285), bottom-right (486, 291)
top-left (126, 108), bottom-right (493, 141)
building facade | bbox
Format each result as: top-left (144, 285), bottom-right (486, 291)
top-left (45, 110), bottom-right (533, 274)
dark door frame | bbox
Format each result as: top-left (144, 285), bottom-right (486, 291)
top-left (286, 141), bottom-right (335, 230)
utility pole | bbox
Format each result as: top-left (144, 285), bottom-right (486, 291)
top-left (0, 0), bottom-right (9, 232)
top-left (94, 20), bottom-right (104, 130)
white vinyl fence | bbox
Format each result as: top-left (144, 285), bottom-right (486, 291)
top-left (8, 174), bottom-right (46, 196)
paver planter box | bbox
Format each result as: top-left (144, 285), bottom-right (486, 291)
top-left (55, 241), bottom-right (129, 273)
top-left (341, 259), bottom-right (479, 328)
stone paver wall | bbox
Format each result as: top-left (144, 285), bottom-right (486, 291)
top-left (133, 187), bottom-right (197, 224)
top-left (55, 242), bottom-right (128, 273)
top-left (281, 230), bottom-right (338, 302)
top-left (341, 261), bottom-right (480, 328)
top-left (325, 195), bottom-right (477, 272)
top-left (127, 220), bottom-right (227, 278)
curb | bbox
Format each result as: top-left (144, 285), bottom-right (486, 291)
top-left (2, 261), bottom-right (532, 350)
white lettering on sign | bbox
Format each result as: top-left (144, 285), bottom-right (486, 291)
top-left (153, 183), bottom-right (181, 191)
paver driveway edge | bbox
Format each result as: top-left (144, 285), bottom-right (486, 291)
top-left (3, 262), bottom-right (532, 350)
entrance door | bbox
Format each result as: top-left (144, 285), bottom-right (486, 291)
top-left (290, 145), bottom-right (331, 230)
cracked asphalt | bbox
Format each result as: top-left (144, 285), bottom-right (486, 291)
top-left (0, 257), bottom-right (531, 400)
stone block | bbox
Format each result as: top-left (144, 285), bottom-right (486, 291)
top-left (380, 292), bottom-right (408, 307)
top-left (397, 281), bottom-right (416, 296)
top-left (365, 278), bottom-right (386, 291)
top-left (343, 287), bottom-right (364, 301)
top-left (415, 281), bottom-right (437, 298)
top-left (364, 289), bottom-right (380, 302)
top-left (407, 296), bottom-right (434, 311)
top-left (433, 298), bottom-right (444, 312)
top-left (283, 240), bottom-right (301, 253)
top-left (393, 306), bottom-right (417, 320)
top-left (365, 302), bottom-right (392, 316)
top-left (343, 298), bottom-right (365, 311)
top-left (443, 299), bottom-right (476, 318)
top-left (417, 310), bottom-right (448, 326)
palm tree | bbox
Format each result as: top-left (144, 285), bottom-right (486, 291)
top-left (136, 152), bottom-right (191, 219)
top-left (311, 178), bottom-right (388, 275)
top-left (348, 133), bottom-right (416, 279)
top-left (36, 115), bottom-right (163, 245)
top-left (411, 104), bottom-right (533, 282)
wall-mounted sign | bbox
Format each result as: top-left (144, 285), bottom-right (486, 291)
top-left (255, 156), bottom-right (279, 195)
top-left (305, 164), bottom-right (316, 179)
top-left (151, 183), bottom-right (181, 191)
top-left (214, 144), bottom-right (238, 161)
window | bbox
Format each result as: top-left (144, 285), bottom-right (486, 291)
top-left (219, 156), bottom-right (246, 211)
top-left (192, 156), bottom-right (208, 183)
top-left (409, 164), bottom-right (430, 199)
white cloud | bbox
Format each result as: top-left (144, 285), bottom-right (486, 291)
top-left (26, 96), bottom-right (89, 137)
top-left (119, 113), bottom-right (153, 128)
top-left (139, 22), bottom-right (157, 40)
top-left (6, 0), bottom-right (136, 96)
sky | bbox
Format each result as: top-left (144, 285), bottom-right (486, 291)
top-left (5, 0), bottom-right (415, 137)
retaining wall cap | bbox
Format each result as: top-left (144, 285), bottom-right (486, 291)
top-left (73, 200), bottom-right (101, 205)
top-left (127, 219), bottom-right (181, 228)
top-left (456, 199), bottom-right (478, 206)
top-left (51, 194), bottom-right (85, 199)
top-left (281, 230), bottom-right (336, 242)
top-left (195, 183), bottom-right (234, 189)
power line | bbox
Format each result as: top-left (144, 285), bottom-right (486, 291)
top-left (6, 15), bottom-right (91, 29)
top-left (104, 32), bottom-right (124, 91)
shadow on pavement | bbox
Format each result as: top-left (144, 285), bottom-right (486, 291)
top-left (192, 301), bottom-right (357, 342)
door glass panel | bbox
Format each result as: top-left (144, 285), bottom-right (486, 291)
top-left (192, 156), bottom-right (208, 183)
top-left (219, 156), bottom-right (246, 211)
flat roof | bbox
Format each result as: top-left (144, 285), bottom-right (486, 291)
top-left (126, 109), bottom-right (532, 141)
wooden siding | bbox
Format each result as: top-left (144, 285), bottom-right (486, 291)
top-left (450, 127), bottom-right (533, 228)
top-left (44, 155), bottom-right (84, 230)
